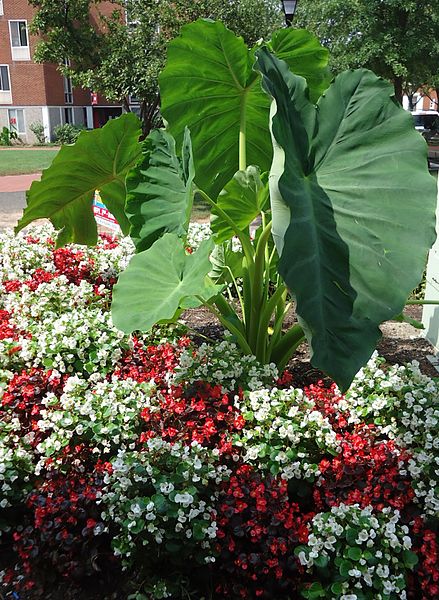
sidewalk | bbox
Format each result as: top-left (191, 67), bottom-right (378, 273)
top-left (0, 172), bottom-right (41, 193)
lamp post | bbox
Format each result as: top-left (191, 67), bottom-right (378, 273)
top-left (282, 0), bottom-right (298, 26)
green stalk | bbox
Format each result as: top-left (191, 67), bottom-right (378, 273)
top-left (406, 299), bottom-right (439, 305)
top-left (242, 258), bottom-right (252, 333)
top-left (239, 90), bottom-right (247, 171)
top-left (195, 188), bottom-right (254, 265)
top-left (248, 222), bottom-right (273, 350)
top-left (267, 290), bottom-right (288, 357)
top-left (211, 293), bottom-right (246, 336)
top-left (255, 282), bottom-right (287, 363)
top-left (196, 296), bottom-right (253, 355)
top-left (271, 324), bottom-right (306, 371)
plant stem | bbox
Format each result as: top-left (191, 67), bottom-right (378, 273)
top-left (239, 90), bottom-right (247, 171)
top-left (406, 299), bottom-right (439, 305)
top-left (195, 188), bottom-right (254, 264)
top-left (248, 221), bottom-right (272, 350)
top-left (196, 296), bottom-right (253, 355)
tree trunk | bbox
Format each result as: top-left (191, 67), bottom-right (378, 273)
top-left (394, 76), bottom-right (403, 105)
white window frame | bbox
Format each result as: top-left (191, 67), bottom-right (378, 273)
top-left (0, 1), bottom-right (4, 17)
top-left (8, 108), bottom-right (26, 135)
top-left (9, 20), bottom-right (31, 61)
top-left (0, 65), bottom-right (11, 91)
top-left (9, 20), bottom-right (29, 48)
top-left (64, 76), bottom-right (73, 104)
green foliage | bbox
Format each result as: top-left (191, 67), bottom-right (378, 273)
top-left (125, 128), bottom-right (195, 253)
top-left (256, 48), bottom-right (437, 389)
top-left (16, 113), bottom-right (142, 246)
top-left (53, 123), bottom-right (84, 145)
top-left (16, 20), bottom-right (437, 390)
top-left (112, 234), bottom-right (219, 333)
top-left (0, 126), bottom-right (18, 146)
top-left (160, 21), bottom-right (329, 198)
top-left (294, 0), bottom-right (439, 102)
top-left (29, 0), bottom-right (283, 133)
top-left (29, 121), bottom-right (47, 145)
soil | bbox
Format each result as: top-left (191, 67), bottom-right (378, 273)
top-left (183, 304), bottom-right (439, 385)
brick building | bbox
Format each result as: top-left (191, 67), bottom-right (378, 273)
top-left (0, 0), bottom-right (122, 143)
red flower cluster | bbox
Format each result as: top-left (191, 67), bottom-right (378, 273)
top-left (114, 336), bottom-right (190, 387)
top-left (314, 428), bottom-right (415, 512)
top-left (214, 464), bottom-right (312, 599)
top-left (139, 380), bottom-right (245, 451)
top-left (304, 381), bottom-right (349, 430)
top-left (1, 368), bottom-right (65, 448)
top-left (12, 448), bottom-right (115, 595)
top-left (408, 518), bottom-right (439, 599)
top-left (0, 308), bottom-right (19, 340)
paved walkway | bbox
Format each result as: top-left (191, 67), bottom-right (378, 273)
top-left (0, 172), bottom-right (41, 193)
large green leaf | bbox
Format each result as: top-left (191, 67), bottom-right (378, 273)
top-left (211, 166), bottom-right (269, 243)
top-left (125, 128), bottom-right (195, 253)
top-left (159, 20), bottom-right (329, 199)
top-left (256, 49), bottom-right (437, 390)
top-left (111, 234), bottom-right (218, 333)
top-left (268, 29), bottom-right (330, 103)
top-left (16, 113), bottom-right (142, 246)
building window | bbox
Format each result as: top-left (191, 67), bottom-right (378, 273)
top-left (0, 1), bottom-right (4, 17)
top-left (64, 107), bottom-right (73, 124)
top-left (0, 65), bottom-right (10, 91)
top-left (64, 76), bottom-right (73, 104)
top-left (10, 21), bottom-right (29, 47)
top-left (8, 108), bottom-right (25, 134)
top-left (9, 21), bottom-right (30, 60)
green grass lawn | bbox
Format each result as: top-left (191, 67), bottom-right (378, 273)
top-left (0, 149), bottom-right (59, 176)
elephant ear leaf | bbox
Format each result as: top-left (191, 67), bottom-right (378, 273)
top-left (268, 28), bottom-right (331, 103)
top-left (255, 48), bottom-right (437, 391)
top-left (126, 127), bottom-right (195, 253)
top-left (160, 20), bottom-right (330, 199)
top-left (112, 234), bottom-right (219, 333)
top-left (211, 166), bottom-right (269, 243)
top-left (15, 113), bottom-right (142, 247)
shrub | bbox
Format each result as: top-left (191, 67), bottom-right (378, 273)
top-left (29, 121), bottom-right (46, 145)
top-left (53, 123), bottom-right (84, 145)
top-left (0, 126), bottom-right (18, 146)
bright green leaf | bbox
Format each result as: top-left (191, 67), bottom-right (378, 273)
top-left (16, 113), bottom-right (142, 246)
top-left (125, 128), bottom-right (195, 253)
top-left (211, 166), bottom-right (269, 243)
top-left (347, 547), bottom-right (362, 561)
top-left (160, 20), bottom-right (329, 199)
top-left (268, 28), bottom-right (330, 103)
top-left (209, 241), bottom-right (243, 284)
top-left (256, 49), bottom-right (437, 391)
top-left (111, 234), bottom-right (218, 333)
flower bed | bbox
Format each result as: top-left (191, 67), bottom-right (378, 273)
top-left (0, 226), bottom-right (438, 600)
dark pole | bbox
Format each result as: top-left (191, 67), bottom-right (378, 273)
top-left (282, 0), bottom-right (298, 26)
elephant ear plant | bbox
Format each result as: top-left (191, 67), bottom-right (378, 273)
top-left (16, 20), bottom-right (437, 391)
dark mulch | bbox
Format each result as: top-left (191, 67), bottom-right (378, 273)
top-left (182, 304), bottom-right (438, 385)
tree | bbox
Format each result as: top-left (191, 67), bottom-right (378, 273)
top-left (29, 0), bottom-right (284, 133)
top-left (293, 0), bottom-right (439, 105)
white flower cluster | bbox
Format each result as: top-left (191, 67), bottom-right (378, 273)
top-left (0, 279), bottom-right (126, 374)
top-left (35, 374), bottom-right (154, 458)
top-left (345, 355), bottom-right (439, 517)
top-left (174, 340), bottom-right (278, 393)
top-left (0, 443), bottom-right (34, 509)
top-left (297, 504), bottom-right (415, 599)
top-left (0, 373), bottom-right (153, 508)
top-left (100, 439), bottom-right (229, 566)
top-left (0, 224), bottom-right (134, 285)
top-left (235, 387), bottom-right (339, 480)
top-left (186, 222), bottom-right (211, 250)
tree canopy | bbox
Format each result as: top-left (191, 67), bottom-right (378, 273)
top-left (29, 0), bottom-right (284, 132)
top-left (294, 0), bottom-right (439, 104)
